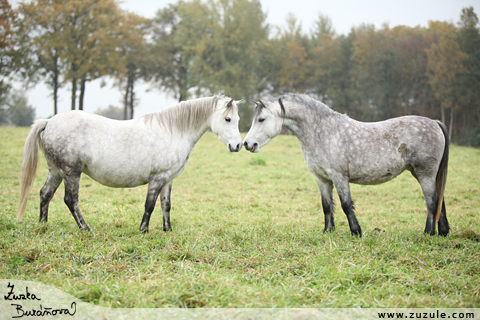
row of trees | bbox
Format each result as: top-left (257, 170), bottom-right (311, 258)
top-left (1, 0), bottom-right (479, 145)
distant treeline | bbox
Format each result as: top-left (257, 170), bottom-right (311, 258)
top-left (0, 0), bottom-right (479, 144)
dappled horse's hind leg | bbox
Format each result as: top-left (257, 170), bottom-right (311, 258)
top-left (160, 182), bottom-right (173, 232)
top-left (316, 178), bottom-right (335, 233)
top-left (333, 176), bottom-right (362, 237)
top-left (39, 169), bottom-right (62, 223)
top-left (437, 199), bottom-right (449, 236)
top-left (417, 176), bottom-right (441, 236)
top-left (140, 176), bottom-right (168, 233)
top-left (63, 168), bottom-right (90, 231)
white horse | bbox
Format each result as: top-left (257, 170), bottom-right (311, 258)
top-left (18, 96), bottom-right (243, 232)
top-left (243, 93), bottom-right (449, 237)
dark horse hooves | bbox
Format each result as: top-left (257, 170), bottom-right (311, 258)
top-left (351, 229), bottom-right (362, 237)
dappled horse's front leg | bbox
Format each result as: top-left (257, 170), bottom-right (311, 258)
top-left (333, 176), bottom-right (362, 237)
top-left (63, 168), bottom-right (90, 231)
top-left (316, 178), bottom-right (335, 233)
top-left (140, 176), bottom-right (168, 233)
top-left (39, 169), bottom-right (62, 223)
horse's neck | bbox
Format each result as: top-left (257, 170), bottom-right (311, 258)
top-left (147, 102), bottom-right (213, 147)
top-left (283, 102), bottom-right (337, 147)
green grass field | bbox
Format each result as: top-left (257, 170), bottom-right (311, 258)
top-left (0, 127), bottom-right (479, 308)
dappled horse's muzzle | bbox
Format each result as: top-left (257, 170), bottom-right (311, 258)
top-left (243, 140), bottom-right (259, 153)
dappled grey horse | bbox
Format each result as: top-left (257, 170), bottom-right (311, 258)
top-left (18, 96), bottom-right (243, 232)
top-left (243, 93), bottom-right (449, 236)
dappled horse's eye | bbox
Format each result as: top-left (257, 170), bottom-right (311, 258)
top-left (225, 117), bottom-right (231, 122)
top-left (258, 118), bottom-right (265, 123)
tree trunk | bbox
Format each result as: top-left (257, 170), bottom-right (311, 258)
top-left (53, 56), bottom-right (59, 115)
top-left (71, 78), bottom-right (77, 110)
top-left (449, 105), bottom-right (454, 141)
top-left (79, 77), bottom-right (86, 111)
top-left (440, 104), bottom-right (446, 125)
top-left (129, 76), bottom-right (135, 119)
top-left (123, 77), bottom-right (130, 120)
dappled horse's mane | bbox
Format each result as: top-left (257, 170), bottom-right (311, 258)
top-left (143, 96), bottom-right (221, 133)
top-left (279, 93), bottom-right (339, 117)
top-left (254, 93), bottom-right (338, 120)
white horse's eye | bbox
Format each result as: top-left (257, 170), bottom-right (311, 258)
top-left (258, 118), bottom-right (265, 123)
top-left (225, 117), bottom-right (231, 122)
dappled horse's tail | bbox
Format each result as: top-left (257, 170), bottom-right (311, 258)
top-left (435, 121), bottom-right (449, 222)
top-left (17, 119), bottom-right (49, 221)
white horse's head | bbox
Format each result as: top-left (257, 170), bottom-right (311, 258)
top-left (243, 98), bottom-right (284, 153)
top-left (210, 97), bottom-right (243, 152)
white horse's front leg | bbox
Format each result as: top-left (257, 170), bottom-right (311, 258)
top-left (140, 175), bottom-right (168, 233)
top-left (160, 182), bottom-right (173, 231)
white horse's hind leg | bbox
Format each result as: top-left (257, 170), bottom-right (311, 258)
top-left (63, 169), bottom-right (90, 231)
top-left (140, 176), bottom-right (168, 232)
top-left (39, 168), bottom-right (62, 223)
top-left (160, 182), bottom-right (173, 232)
top-left (316, 178), bottom-right (335, 233)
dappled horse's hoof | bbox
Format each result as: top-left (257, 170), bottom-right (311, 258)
top-left (438, 229), bottom-right (449, 237)
top-left (163, 227), bottom-right (172, 232)
top-left (322, 227), bottom-right (335, 234)
top-left (140, 227), bottom-right (149, 233)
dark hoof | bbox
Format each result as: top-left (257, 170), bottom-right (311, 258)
top-left (323, 227), bottom-right (335, 234)
top-left (424, 228), bottom-right (436, 236)
top-left (438, 230), bottom-right (449, 237)
top-left (140, 227), bottom-right (149, 233)
top-left (80, 226), bottom-right (91, 232)
top-left (163, 227), bottom-right (172, 232)
top-left (438, 226), bottom-right (450, 237)
top-left (351, 229), bottom-right (362, 237)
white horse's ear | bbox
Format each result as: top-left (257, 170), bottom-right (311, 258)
top-left (235, 99), bottom-right (244, 105)
top-left (226, 99), bottom-right (234, 108)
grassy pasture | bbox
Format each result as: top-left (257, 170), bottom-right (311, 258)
top-left (0, 126), bottom-right (479, 308)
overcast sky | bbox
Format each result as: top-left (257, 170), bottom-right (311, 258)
top-left (9, 0), bottom-right (480, 119)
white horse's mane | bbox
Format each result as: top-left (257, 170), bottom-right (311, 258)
top-left (142, 96), bottom-right (222, 133)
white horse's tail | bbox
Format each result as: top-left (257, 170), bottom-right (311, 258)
top-left (435, 120), bottom-right (449, 222)
top-left (17, 119), bottom-right (49, 221)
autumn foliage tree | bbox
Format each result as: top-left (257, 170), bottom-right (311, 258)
top-left (0, 0), bottom-right (17, 123)
top-left (6, 0), bottom-right (480, 144)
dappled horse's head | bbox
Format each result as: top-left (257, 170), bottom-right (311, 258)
top-left (243, 98), bottom-right (285, 153)
top-left (210, 96), bottom-right (243, 152)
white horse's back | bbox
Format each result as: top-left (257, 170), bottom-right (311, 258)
top-left (42, 111), bottom-right (165, 187)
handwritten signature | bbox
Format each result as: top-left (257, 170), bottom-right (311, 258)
top-left (4, 282), bottom-right (76, 318)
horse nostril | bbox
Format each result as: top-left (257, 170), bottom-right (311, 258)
top-left (236, 143), bottom-right (241, 151)
top-left (243, 141), bottom-right (249, 149)
top-left (253, 143), bottom-right (258, 150)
